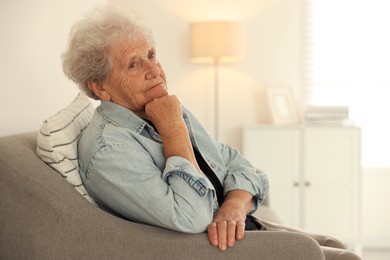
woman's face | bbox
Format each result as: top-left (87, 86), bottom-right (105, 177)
top-left (95, 32), bottom-right (168, 116)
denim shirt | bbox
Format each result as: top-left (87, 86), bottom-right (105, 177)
top-left (78, 101), bottom-right (269, 234)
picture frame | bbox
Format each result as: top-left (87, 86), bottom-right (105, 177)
top-left (266, 87), bottom-right (301, 124)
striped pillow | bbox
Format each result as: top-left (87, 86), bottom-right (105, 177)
top-left (36, 92), bottom-right (96, 205)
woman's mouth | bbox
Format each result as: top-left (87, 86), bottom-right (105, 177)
top-left (151, 82), bottom-right (167, 90)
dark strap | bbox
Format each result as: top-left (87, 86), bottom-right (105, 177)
top-left (193, 147), bottom-right (224, 205)
top-left (245, 215), bottom-right (262, 230)
top-left (193, 147), bottom-right (261, 231)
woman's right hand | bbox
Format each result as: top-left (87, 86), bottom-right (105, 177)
top-left (145, 95), bottom-right (184, 135)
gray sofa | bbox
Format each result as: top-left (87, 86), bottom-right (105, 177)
top-left (0, 132), bottom-right (325, 259)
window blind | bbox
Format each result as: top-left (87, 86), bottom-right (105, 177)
top-left (303, 0), bottom-right (390, 168)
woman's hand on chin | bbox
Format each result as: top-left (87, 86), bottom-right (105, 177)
top-left (145, 95), bottom-right (183, 132)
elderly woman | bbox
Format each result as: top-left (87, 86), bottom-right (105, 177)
top-left (62, 6), bottom-right (268, 251)
top-left (62, 5), bottom-right (360, 260)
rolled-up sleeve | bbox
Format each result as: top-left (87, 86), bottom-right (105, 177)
top-left (163, 156), bottom-right (215, 197)
top-left (224, 170), bottom-right (269, 214)
top-left (219, 143), bottom-right (270, 213)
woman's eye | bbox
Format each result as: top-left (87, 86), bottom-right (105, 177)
top-left (129, 62), bottom-right (136, 69)
top-left (149, 52), bottom-right (156, 59)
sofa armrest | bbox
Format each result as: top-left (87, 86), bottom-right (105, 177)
top-left (0, 133), bottom-right (324, 260)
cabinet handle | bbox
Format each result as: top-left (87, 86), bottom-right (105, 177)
top-left (293, 182), bottom-right (299, 187)
top-left (305, 181), bottom-right (311, 187)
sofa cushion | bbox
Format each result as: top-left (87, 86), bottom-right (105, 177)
top-left (36, 92), bottom-right (96, 205)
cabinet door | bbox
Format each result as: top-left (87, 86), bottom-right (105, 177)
top-left (303, 128), bottom-right (360, 243)
top-left (243, 128), bottom-right (301, 227)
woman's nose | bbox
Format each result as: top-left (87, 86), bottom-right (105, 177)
top-left (145, 60), bottom-right (160, 79)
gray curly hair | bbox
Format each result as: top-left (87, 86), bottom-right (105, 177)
top-left (62, 5), bottom-right (154, 99)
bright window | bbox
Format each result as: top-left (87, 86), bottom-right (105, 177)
top-left (303, 0), bottom-right (390, 168)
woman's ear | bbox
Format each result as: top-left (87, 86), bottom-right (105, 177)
top-left (87, 82), bottom-right (110, 101)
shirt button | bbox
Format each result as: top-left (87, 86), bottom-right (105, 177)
top-left (210, 162), bottom-right (216, 168)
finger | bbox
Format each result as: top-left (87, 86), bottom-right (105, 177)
top-left (227, 220), bottom-right (237, 247)
top-left (217, 221), bottom-right (227, 251)
top-left (236, 221), bottom-right (246, 240)
top-left (207, 222), bottom-right (218, 247)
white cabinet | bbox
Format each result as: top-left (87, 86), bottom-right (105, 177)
top-left (243, 125), bottom-right (361, 252)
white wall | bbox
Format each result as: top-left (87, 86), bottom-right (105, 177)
top-left (0, 0), bottom-right (105, 136)
top-left (0, 0), bottom-right (301, 150)
top-left (1, 0), bottom-right (388, 249)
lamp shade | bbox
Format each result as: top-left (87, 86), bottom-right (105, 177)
top-left (190, 21), bottom-right (244, 63)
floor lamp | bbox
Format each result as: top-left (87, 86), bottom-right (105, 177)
top-left (190, 21), bottom-right (243, 139)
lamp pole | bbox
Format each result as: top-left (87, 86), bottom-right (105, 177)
top-left (213, 58), bottom-right (220, 139)
top-left (190, 21), bottom-right (243, 139)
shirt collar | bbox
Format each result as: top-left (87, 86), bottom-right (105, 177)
top-left (98, 101), bottom-right (148, 134)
